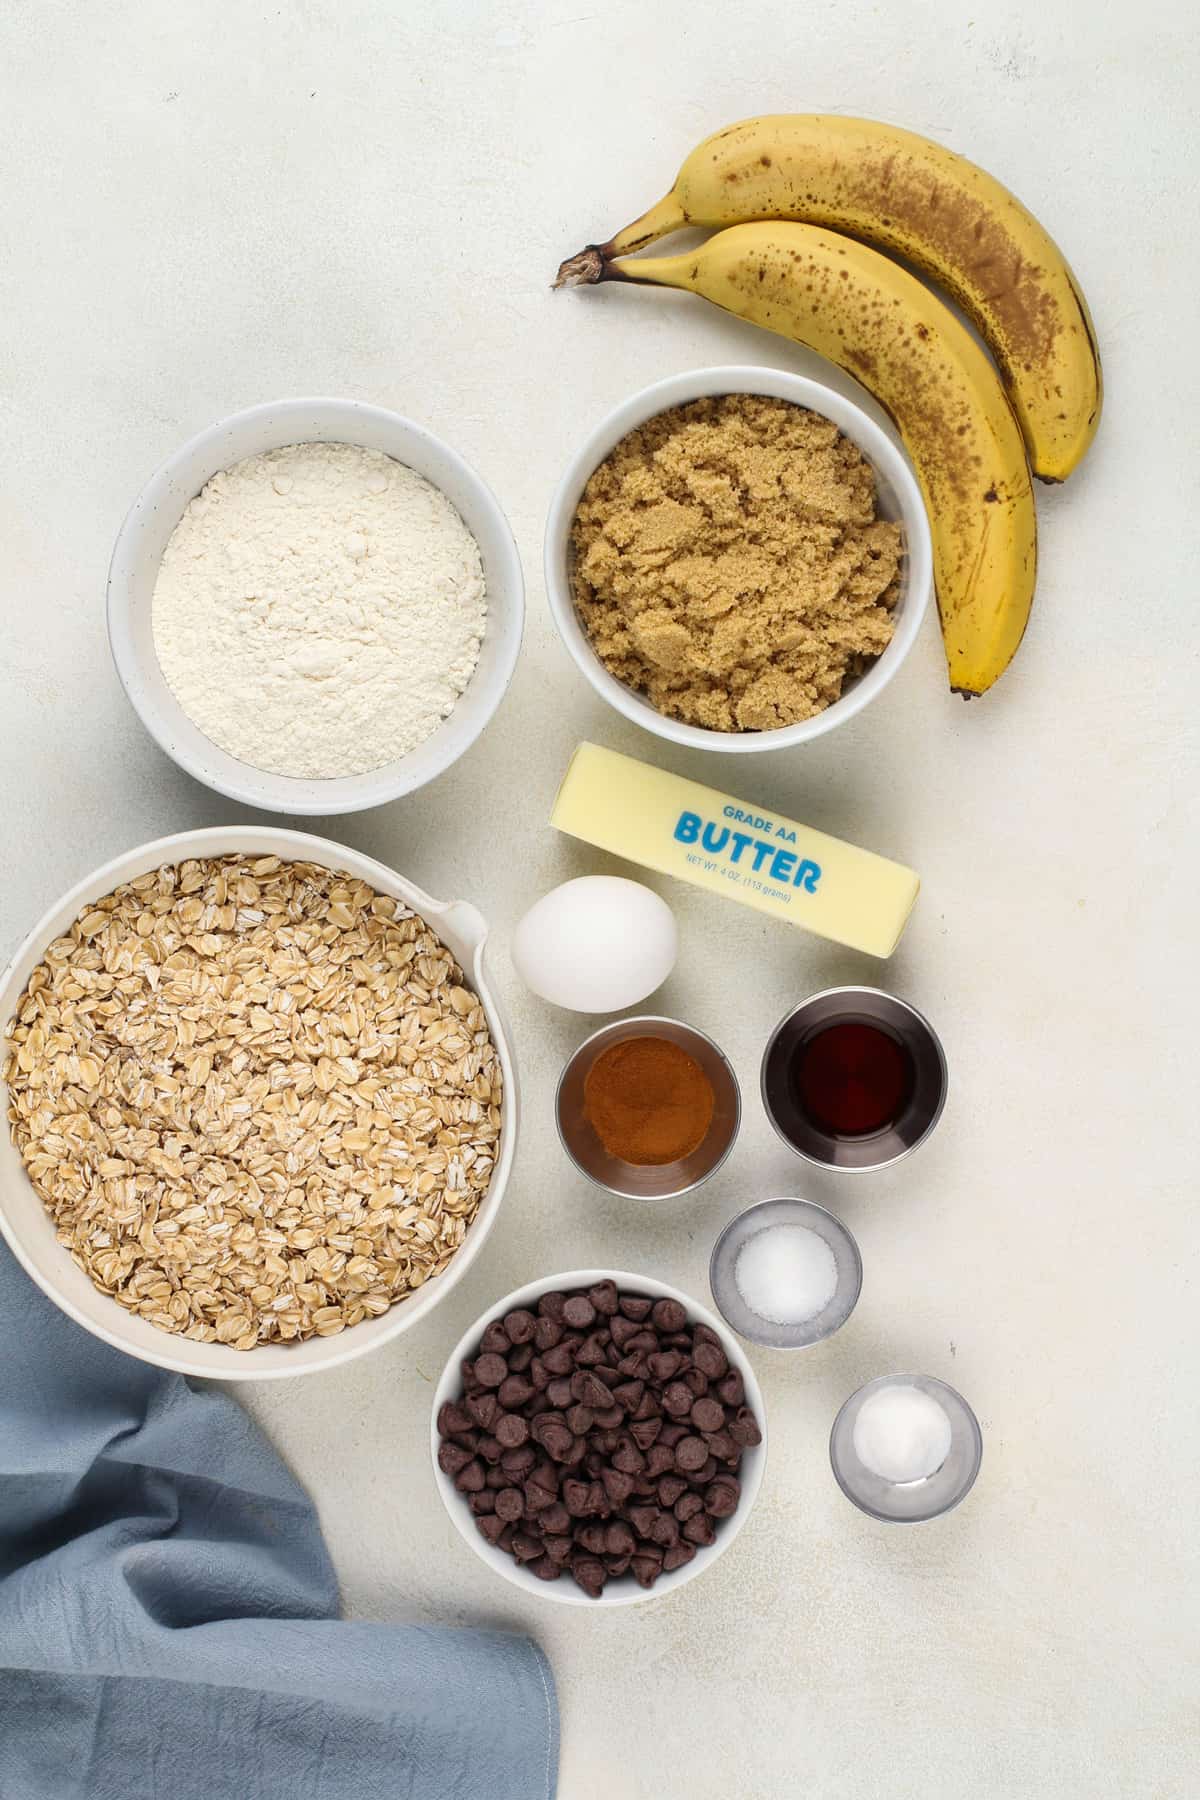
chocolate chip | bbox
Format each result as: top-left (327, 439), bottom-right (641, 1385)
top-left (683, 1512), bottom-right (716, 1547)
top-left (658, 1422), bottom-right (687, 1448)
top-left (592, 1405), bottom-right (625, 1430)
top-left (529, 1358), bottom-right (551, 1391)
top-left (693, 1339), bottom-right (728, 1379)
top-left (544, 1535), bottom-right (573, 1565)
top-left (717, 1369), bottom-right (745, 1407)
top-left (604, 1520), bottom-right (635, 1555)
top-left (496, 1368), bottom-right (536, 1411)
top-left (494, 1487), bottom-right (524, 1522)
top-left (651, 1298), bottom-right (688, 1332)
top-left (531, 1556), bottom-right (562, 1581)
top-left (674, 1490), bottom-right (704, 1522)
top-left (437, 1401), bottom-right (472, 1437)
top-left (571, 1555), bottom-right (606, 1598)
top-left (588, 1280), bottom-right (619, 1316)
top-left (630, 1417), bottom-right (663, 1452)
top-left (547, 1377), bottom-right (574, 1409)
top-left (729, 1407), bottom-right (762, 1447)
top-left (455, 1458), bottom-right (485, 1493)
top-left (500, 1444), bottom-right (535, 1478)
top-left (611, 1439), bottom-right (645, 1475)
top-left (674, 1435), bottom-right (708, 1473)
top-left (529, 1459), bottom-right (559, 1494)
top-left (466, 1391), bottom-right (499, 1431)
top-left (609, 1315), bottom-right (642, 1350)
top-left (469, 1490), bottom-right (496, 1516)
top-left (541, 1343), bottom-right (574, 1377)
top-left (485, 1465), bottom-right (508, 1489)
top-left (618, 1295), bottom-right (653, 1321)
top-left (628, 1503), bottom-right (659, 1539)
top-left (562, 1295), bottom-right (596, 1329)
top-left (544, 1424), bottom-right (576, 1463)
top-left (533, 1315), bottom-right (563, 1352)
top-left (658, 1474), bottom-right (687, 1507)
top-left (438, 1441), bottom-right (471, 1476)
top-left (540, 1503), bottom-right (571, 1536)
top-left (572, 1371), bottom-right (614, 1410)
top-left (506, 1343), bottom-right (534, 1372)
top-left (687, 1456), bottom-right (718, 1487)
top-left (647, 1432), bottom-right (676, 1476)
top-left (476, 1435), bottom-right (502, 1464)
top-left (578, 1523), bottom-right (609, 1555)
top-left (562, 1478), bottom-right (593, 1518)
top-left (605, 1553), bottom-right (632, 1578)
top-left (474, 1353), bottom-right (508, 1389)
top-left (601, 1466), bottom-right (635, 1508)
top-left (503, 1308), bottom-right (536, 1344)
top-left (647, 1350), bottom-right (683, 1382)
top-left (663, 1382), bottom-right (693, 1418)
top-left (704, 1477), bottom-right (740, 1518)
top-left (663, 1541), bottom-right (696, 1573)
top-left (537, 1291), bottom-right (567, 1321)
top-left (481, 1320), bottom-right (511, 1356)
top-left (566, 1404), bottom-right (594, 1435)
top-left (705, 1429), bottom-right (737, 1464)
top-left (496, 1413), bottom-right (529, 1449)
top-left (524, 1480), bottom-right (555, 1514)
top-left (511, 1532), bottom-right (544, 1563)
top-left (612, 1379), bottom-right (644, 1412)
top-left (691, 1397), bottom-right (725, 1433)
top-left (477, 1514), bottom-right (506, 1546)
top-left (682, 1368), bottom-right (709, 1398)
top-left (632, 1551), bottom-right (664, 1588)
top-left (648, 1510), bottom-right (679, 1548)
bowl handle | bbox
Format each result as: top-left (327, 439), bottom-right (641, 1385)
top-left (437, 899), bottom-right (489, 956)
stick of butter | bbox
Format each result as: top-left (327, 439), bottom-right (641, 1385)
top-left (551, 742), bottom-right (919, 958)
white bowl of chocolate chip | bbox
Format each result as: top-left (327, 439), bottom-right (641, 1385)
top-left (431, 1269), bottom-right (766, 1605)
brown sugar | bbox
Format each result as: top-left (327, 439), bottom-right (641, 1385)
top-left (569, 395), bottom-right (903, 732)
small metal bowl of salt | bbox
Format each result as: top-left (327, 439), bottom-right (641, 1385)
top-left (708, 1196), bottom-right (862, 1349)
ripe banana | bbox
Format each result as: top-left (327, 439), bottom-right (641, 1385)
top-left (574, 222), bottom-right (1036, 696)
top-left (556, 114), bottom-right (1101, 483)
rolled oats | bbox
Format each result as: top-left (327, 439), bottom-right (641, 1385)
top-left (2, 857), bottom-right (502, 1349)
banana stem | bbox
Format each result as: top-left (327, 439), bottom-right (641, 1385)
top-left (553, 192), bottom-right (687, 288)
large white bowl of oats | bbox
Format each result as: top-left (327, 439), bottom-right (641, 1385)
top-left (0, 827), bottom-right (516, 1379)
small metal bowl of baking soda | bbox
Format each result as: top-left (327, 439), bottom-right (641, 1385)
top-left (107, 396), bottom-right (524, 814)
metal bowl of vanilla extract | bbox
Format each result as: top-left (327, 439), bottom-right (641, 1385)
top-left (761, 987), bottom-right (948, 1173)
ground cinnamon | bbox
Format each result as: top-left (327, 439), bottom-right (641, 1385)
top-left (583, 1035), bottom-right (715, 1166)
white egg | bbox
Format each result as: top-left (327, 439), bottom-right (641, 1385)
top-left (510, 876), bottom-right (678, 1013)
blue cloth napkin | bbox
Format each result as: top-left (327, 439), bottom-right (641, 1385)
top-left (0, 1241), bottom-right (558, 1800)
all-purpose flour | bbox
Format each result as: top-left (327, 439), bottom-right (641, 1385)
top-left (152, 442), bottom-right (487, 779)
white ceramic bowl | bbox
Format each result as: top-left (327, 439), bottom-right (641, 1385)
top-left (544, 364), bottom-right (933, 753)
top-left (108, 398), bottom-right (524, 813)
top-left (0, 825), bottom-right (518, 1381)
top-left (431, 1268), bottom-right (766, 1606)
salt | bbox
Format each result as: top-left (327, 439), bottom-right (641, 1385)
top-left (734, 1224), bottom-right (839, 1325)
top-left (852, 1384), bottom-right (953, 1484)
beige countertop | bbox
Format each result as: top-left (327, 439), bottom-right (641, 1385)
top-left (1, 2), bottom-right (1195, 1794)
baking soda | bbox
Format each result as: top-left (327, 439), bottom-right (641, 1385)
top-left (852, 1385), bottom-right (953, 1484)
top-left (733, 1224), bottom-right (839, 1324)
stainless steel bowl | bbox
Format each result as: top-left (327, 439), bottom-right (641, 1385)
top-left (709, 1197), bottom-right (863, 1349)
top-left (555, 1015), bottom-right (740, 1200)
top-left (761, 986), bottom-right (948, 1173)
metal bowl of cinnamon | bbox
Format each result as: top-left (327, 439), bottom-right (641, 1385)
top-left (555, 1015), bottom-right (740, 1200)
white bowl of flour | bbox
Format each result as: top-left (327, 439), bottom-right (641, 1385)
top-left (108, 398), bottom-right (524, 812)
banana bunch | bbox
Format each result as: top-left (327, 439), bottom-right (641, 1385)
top-left (555, 115), bottom-right (1101, 697)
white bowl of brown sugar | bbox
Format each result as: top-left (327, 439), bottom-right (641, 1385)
top-left (544, 365), bottom-right (933, 752)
